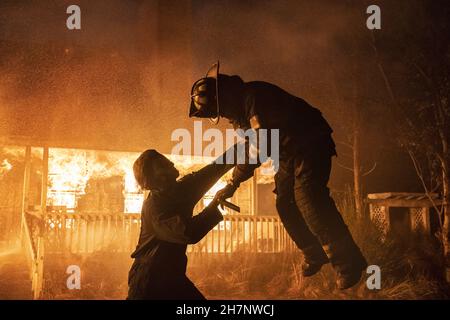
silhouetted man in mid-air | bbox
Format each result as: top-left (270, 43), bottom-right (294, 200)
top-left (189, 64), bottom-right (367, 289)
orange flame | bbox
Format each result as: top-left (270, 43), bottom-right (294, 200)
top-left (0, 158), bottom-right (12, 175)
top-left (46, 148), bottom-right (231, 214)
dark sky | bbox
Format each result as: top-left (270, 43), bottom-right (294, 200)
top-left (0, 0), bottom-right (437, 192)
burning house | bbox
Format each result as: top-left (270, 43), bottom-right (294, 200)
top-left (0, 138), bottom-right (293, 298)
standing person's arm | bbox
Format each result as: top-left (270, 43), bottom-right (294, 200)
top-left (178, 146), bottom-right (236, 205)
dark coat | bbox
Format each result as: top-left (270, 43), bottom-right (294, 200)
top-left (127, 161), bottom-right (232, 299)
top-left (229, 81), bottom-right (336, 184)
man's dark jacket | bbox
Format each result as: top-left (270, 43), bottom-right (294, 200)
top-left (227, 80), bottom-right (336, 184)
top-left (128, 160), bottom-right (232, 299)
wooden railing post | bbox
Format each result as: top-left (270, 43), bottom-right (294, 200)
top-left (20, 146), bottom-right (31, 241)
top-left (41, 147), bottom-right (48, 215)
top-left (252, 174), bottom-right (258, 215)
top-left (33, 235), bottom-right (44, 299)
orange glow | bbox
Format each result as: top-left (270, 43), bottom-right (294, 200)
top-left (257, 160), bottom-right (276, 184)
top-left (46, 148), bottom-right (231, 214)
top-left (47, 148), bottom-right (143, 211)
top-left (203, 179), bottom-right (228, 215)
top-left (0, 159), bottom-right (12, 175)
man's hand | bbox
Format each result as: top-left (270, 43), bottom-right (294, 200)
top-left (214, 183), bottom-right (238, 202)
top-left (206, 197), bottom-right (220, 209)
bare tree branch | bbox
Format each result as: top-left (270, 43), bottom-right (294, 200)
top-left (408, 150), bottom-right (444, 227)
top-left (336, 161), bottom-right (354, 172)
top-left (362, 162), bottom-right (377, 177)
top-left (336, 140), bottom-right (353, 150)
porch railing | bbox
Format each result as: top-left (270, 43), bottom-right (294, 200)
top-left (21, 211), bottom-right (44, 299)
top-left (40, 212), bottom-right (295, 254)
top-left (189, 215), bottom-right (295, 253)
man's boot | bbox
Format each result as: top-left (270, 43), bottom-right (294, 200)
top-left (323, 234), bottom-right (368, 289)
top-left (336, 263), bottom-right (367, 290)
top-left (301, 245), bottom-right (329, 277)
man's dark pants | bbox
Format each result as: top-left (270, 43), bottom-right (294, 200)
top-left (128, 254), bottom-right (205, 300)
top-left (274, 135), bottom-right (366, 273)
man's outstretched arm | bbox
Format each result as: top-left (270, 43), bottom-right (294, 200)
top-left (216, 133), bottom-right (264, 200)
top-left (178, 145), bottom-right (240, 205)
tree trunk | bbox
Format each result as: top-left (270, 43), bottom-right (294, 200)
top-left (351, 80), bottom-right (363, 221)
top-left (440, 136), bottom-right (450, 282)
top-left (353, 126), bottom-right (363, 220)
top-left (435, 92), bottom-right (450, 282)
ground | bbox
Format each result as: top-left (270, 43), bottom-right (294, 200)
top-left (1, 205), bottom-right (450, 300)
top-left (22, 234), bottom-right (450, 300)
